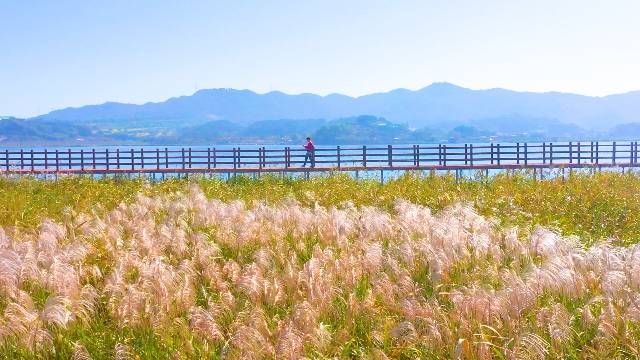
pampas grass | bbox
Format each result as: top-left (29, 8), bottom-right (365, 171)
top-left (0, 181), bottom-right (639, 358)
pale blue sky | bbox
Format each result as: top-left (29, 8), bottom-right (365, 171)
top-left (2, 0), bottom-right (639, 117)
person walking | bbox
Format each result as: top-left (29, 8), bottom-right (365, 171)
top-left (302, 137), bottom-right (315, 167)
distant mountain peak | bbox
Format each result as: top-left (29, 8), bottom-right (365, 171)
top-left (421, 82), bottom-right (466, 91)
top-left (193, 88), bottom-right (255, 96)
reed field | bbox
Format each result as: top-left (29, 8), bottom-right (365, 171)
top-left (1, 171), bottom-right (640, 359)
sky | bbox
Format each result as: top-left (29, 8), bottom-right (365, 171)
top-left (1, 0), bottom-right (640, 118)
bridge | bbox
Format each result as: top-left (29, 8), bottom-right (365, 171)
top-left (0, 141), bottom-right (638, 178)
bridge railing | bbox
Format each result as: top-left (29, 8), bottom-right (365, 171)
top-left (1, 141), bottom-right (638, 173)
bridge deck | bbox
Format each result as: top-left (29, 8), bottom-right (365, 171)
top-left (0, 161), bottom-right (635, 176)
top-left (1, 141), bottom-right (638, 176)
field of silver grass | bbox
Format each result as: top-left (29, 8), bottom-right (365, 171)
top-left (1, 184), bottom-right (640, 359)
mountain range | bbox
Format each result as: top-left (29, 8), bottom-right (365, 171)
top-left (33, 82), bottom-right (640, 131)
top-left (3, 83), bottom-right (640, 145)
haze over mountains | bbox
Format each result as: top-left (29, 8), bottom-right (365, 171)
top-left (35, 82), bottom-right (640, 128)
top-left (3, 83), bottom-right (640, 145)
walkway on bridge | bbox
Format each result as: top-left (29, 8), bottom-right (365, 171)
top-left (0, 141), bottom-right (638, 176)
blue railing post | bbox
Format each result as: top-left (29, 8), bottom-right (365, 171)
top-left (464, 144), bottom-right (468, 165)
top-left (490, 143), bottom-right (494, 165)
top-left (612, 142), bottom-right (616, 164)
top-left (443, 144), bottom-right (447, 166)
top-left (363, 145), bottom-right (367, 167)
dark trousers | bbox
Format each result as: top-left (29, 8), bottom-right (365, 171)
top-left (303, 150), bottom-right (315, 167)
